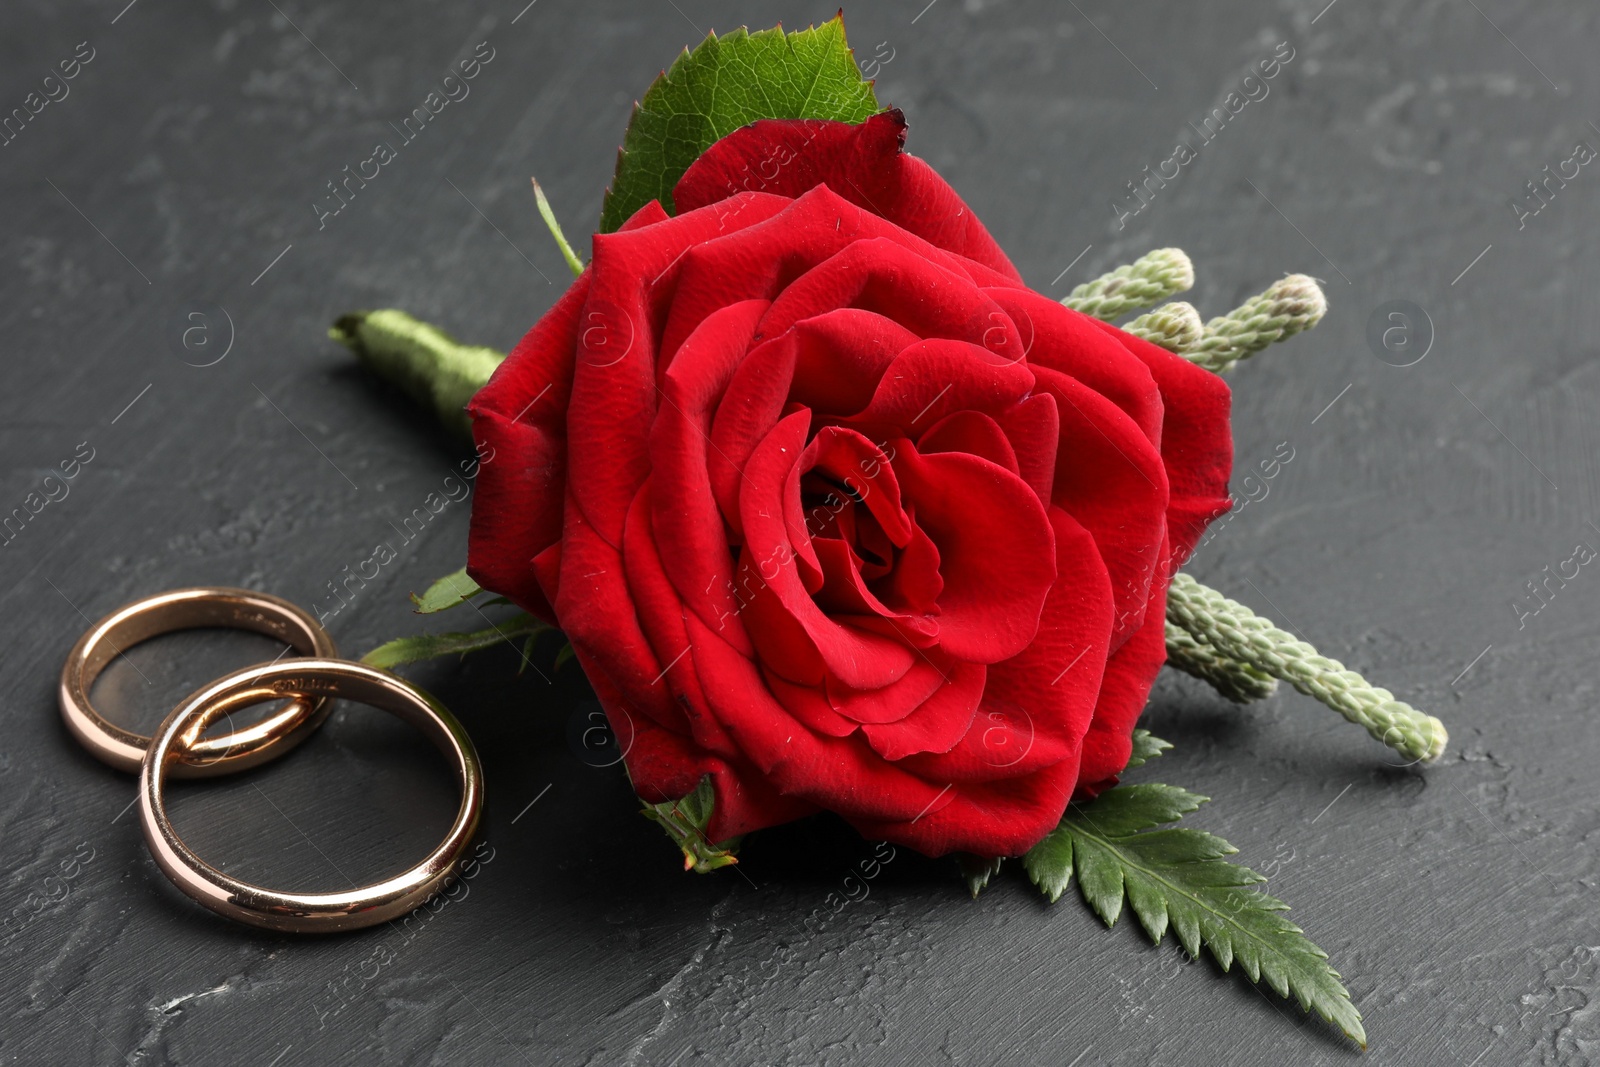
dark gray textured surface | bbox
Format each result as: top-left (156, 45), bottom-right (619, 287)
top-left (2, 1), bottom-right (1596, 1063)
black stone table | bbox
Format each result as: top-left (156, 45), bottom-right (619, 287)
top-left (3, 2), bottom-right (1596, 1063)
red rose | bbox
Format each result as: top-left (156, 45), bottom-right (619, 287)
top-left (466, 111), bottom-right (1231, 857)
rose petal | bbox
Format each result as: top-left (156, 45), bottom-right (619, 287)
top-left (859, 660), bottom-right (985, 760)
top-left (827, 653), bottom-right (949, 726)
top-left (848, 759), bottom-right (1078, 857)
top-left (803, 426), bottom-right (911, 546)
top-left (707, 332), bottom-right (798, 541)
top-left (618, 199), bottom-right (672, 232)
top-left (1073, 545), bottom-right (1172, 797)
top-left (788, 308), bottom-right (920, 416)
top-left (739, 412), bottom-right (917, 690)
top-left (684, 612), bottom-right (958, 824)
top-left (662, 184), bottom-right (1021, 366)
top-left (624, 479), bottom-right (740, 759)
top-left (892, 444), bottom-right (1056, 664)
top-left (583, 661), bottom-right (816, 841)
top-left (758, 237), bottom-right (1023, 361)
top-left (763, 667), bottom-right (857, 738)
top-left (876, 505), bottom-right (943, 616)
top-left (555, 485), bottom-right (689, 735)
top-left (673, 110), bottom-right (1024, 283)
top-left (568, 193), bottom-right (792, 549)
top-left (998, 393), bottom-right (1059, 503)
top-left (650, 299), bottom-right (770, 654)
top-left (1030, 364), bottom-right (1168, 646)
top-left (838, 338), bottom-right (1036, 444)
top-left (810, 536), bottom-right (937, 643)
top-left (918, 410), bottom-right (1019, 477)
top-left (900, 505), bottom-right (1111, 783)
top-left (984, 288), bottom-right (1165, 444)
top-left (1089, 318), bottom-right (1233, 571)
top-left (466, 275), bottom-right (590, 620)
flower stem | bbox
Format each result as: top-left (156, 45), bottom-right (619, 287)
top-left (329, 309), bottom-right (503, 441)
top-left (1165, 573), bottom-right (1448, 763)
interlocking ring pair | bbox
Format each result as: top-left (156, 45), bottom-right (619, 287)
top-left (59, 587), bottom-right (484, 934)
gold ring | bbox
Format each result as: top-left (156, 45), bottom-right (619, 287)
top-left (59, 587), bottom-right (338, 777)
top-left (139, 658), bottom-right (484, 933)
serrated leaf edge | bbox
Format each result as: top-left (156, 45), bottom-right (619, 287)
top-left (1048, 801), bottom-right (1366, 1049)
top-left (598, 14), bottom-right (880, 232)
top-left (410, 565), bottom-right (484, 613)
top-left (956, 854), bottom-right (1003, 899)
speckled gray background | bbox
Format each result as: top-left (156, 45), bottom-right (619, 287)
top-left (2, 1), bottom-right (1596, 1064)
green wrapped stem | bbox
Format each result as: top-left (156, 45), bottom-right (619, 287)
top-left (1166, 574), bottom-right (1448, 763)
top-left (1164, 621), bottom-right (1278, 703)
top-left (330, 309), bottom-right (504, 441)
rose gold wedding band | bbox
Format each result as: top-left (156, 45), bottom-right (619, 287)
top-left (139, 658), bottom-right (484, 934)
top-left (59, 587), bottom-right (337, 777)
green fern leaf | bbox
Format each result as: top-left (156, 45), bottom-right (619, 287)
top-left (1124, 728), bottom-right (1172, 768)
top-left (956, 854), bottom-right (1004, 899)
top-left (1024, 782), bottom-right (1365, 1048)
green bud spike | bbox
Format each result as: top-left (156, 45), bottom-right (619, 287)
top-left (1166, 573), bottom-right (1448, 763)
top-left (1125, 301), bottom-right (1204, 353)
top-left (1164, 621), bottom-right (1278, 703)
top-left (1062, 247), bottom-right (1194, 321)
top-left (1179, 274), bottom-right (1327, 373)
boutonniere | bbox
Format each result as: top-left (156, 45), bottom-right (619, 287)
top-left (335, 16), bottom-right (1447, 1049)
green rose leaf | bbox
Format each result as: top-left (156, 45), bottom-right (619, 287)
top-left (598, 14), bottom-right (881, 233)
top-left (361, 612), bottom-right (549, 669)
top-left (411, 566), bottom-right (483, 613)
top-left (642, 776), bottom-right (742, 873)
